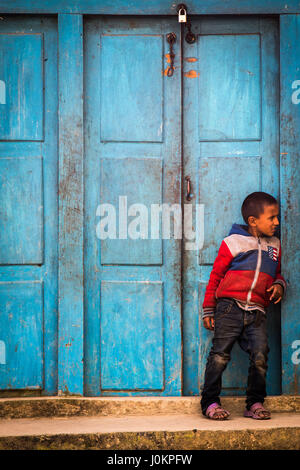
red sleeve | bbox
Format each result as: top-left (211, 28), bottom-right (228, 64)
top-left (202, 240), bottom-right (233, 315)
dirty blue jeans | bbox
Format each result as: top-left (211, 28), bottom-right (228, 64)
top-left (201, 298), bottom-right (269, 415)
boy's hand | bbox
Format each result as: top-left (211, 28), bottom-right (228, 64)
top-left (267, 284), bottom-right (284, 304)
top-left (203, 316), bottom-right (215, 330)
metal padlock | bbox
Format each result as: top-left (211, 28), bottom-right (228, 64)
top-left (178, 7), bottom-right (187, 23)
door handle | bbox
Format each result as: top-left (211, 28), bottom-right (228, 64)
top-left (185, 175), bottom-right (193, 201)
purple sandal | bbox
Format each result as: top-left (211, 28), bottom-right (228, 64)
top-left (205, 402), bottom-right (230, 420)
top-left (244, 402), bottom-right (271, 420)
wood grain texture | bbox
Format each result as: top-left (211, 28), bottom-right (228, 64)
top-left (280, 14), bottom-right (300, 395)
top-left (0, 0), bottom-right (300, 14)
top-left (58, 14), bottom-right (84, 395)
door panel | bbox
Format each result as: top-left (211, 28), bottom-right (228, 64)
top-left (100, 35), bottom-right (164, 143)
top-left (100, 157), bottom-right (163, 265)
top-left (198, 34), bottom-right (261, 141)
top-left (84, 17), bottom-right (182, 395)
top-left (183, 16), bottom-right (281, 395)
top-left (0, 33), bottom-right (44, 141)
top-left (0, 17), bottom-right (58, 393)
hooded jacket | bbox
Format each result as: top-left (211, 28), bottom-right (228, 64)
top-left (202, 223), bottom-right (287, 318)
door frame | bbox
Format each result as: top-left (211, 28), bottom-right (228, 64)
top-left (1, 1), bottom-right (299, 395)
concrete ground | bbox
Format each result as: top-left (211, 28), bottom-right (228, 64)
top-left (0, 412), bottom-right (300, 450)
top-left (0, 397), bottom-right (299, 449)
top-left (1, 412), bottom-right (300, 435)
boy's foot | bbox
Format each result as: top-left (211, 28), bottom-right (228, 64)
top-left (244, 402), bottom-right (271, 419)
top-left (205, 402), bottom-right (230, 420)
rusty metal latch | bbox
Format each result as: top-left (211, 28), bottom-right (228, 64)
top-left (185, 20), bottom-right (196, 44)
top-left (166, 32), bottom-right (177, 77)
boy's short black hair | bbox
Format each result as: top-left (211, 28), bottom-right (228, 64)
top-left (241, 192), bottom-right (278, 225)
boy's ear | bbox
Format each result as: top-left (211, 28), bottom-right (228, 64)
top-left (247, 215), bottom-right (257, 227)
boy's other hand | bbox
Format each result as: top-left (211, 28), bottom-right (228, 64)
top-left (203, 316), bottom-right (215, 330)
top-left (267, 284), bottom-right (284, 304)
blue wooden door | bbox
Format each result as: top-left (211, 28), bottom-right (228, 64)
top-left (84, 17), bottom-right (182, 395)
top-left (0, 17), bottom-right (58, 393)
top-left (183, 16), bottom-right (281, 395)
top-left (84, 15), bottom-right (280, 396)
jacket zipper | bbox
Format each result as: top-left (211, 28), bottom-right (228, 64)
top-left (245, 236), bottom-right (262, 309)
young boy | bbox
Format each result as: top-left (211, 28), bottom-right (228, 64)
top-left (201, 192), bottom-right (286, 420)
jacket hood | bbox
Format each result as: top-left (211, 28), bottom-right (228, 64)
top-left (228, 223), bottom-right (252, 237)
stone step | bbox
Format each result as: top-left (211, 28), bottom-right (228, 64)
top-left (0, 395), bottom-right (300, 419)
top-left (0, 412), bottom-right (300, 450)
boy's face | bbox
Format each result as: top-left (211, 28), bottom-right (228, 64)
top-left (249, 203), bottom-right (280, 237)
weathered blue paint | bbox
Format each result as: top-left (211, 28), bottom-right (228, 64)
top-left (0, 34), bottom-right (43, 140)
top-left (0, 0), bottom-right (300, 14)
top-left (0, 16), bottom-right (58, 394)
top-left (0, 282), bottom-right (43, 389)
top-left (0, 157), bottom-right (43, 264)
top-left (58, 14), bottom-right (84, 395)
top-left (84, 16), bottom-right (182, 395)
top-left (183, 16), bottom-right (281, 396)
top-left (100, 36), bottom-right (164, 143)
top-left (198, 34), bottom-right (261, 141)
top-left (280, 14), bottom-right (300, 395)
top-left (100, 281), bottom-right (164, 390)
top-left (99, 158), bottom-right (163, 265)
top-left (0, 80), bottom-right (5, 105)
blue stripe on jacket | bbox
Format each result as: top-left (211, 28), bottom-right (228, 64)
top-left (228, 249), bottom-right (278, 278)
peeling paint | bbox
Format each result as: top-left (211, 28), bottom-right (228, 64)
top-left (165, 53), bottom-right (171, 64)
top-left (184, 70), bottom-right (199, 78)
